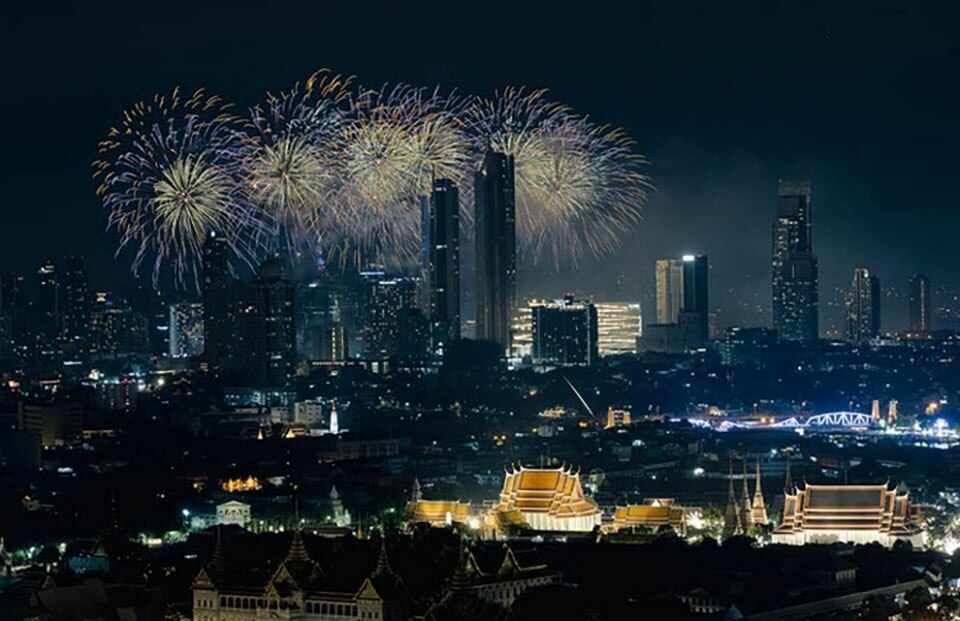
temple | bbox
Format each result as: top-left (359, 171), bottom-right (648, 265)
top-left (722, 458), bottom-right (768, 539)
top-left (772, 481), bottom-right (924, 547)
top-left (403, 478), bottom-right (472, 528)
top-left (493, 465), bottom-right (602, 533)
top-left (612, 498), bottom-right (686, 535)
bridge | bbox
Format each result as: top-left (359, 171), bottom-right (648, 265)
top-left (713, 411), bottom-right (875, 432)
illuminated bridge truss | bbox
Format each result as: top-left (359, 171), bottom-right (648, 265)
top-left (715, 411), bottom-right (875, 432)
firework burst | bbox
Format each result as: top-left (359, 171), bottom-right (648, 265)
top-left (246, 70), bottom-right (354, 253)
top-left (336, 84), bottom-right (472, 264)
top-left (465, 87), bottom-right (651, 263)
top-left (94, 87), bottom-right (267, 288)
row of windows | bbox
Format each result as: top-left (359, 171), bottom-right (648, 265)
top-left (196, 595), bottom-right (377, 618)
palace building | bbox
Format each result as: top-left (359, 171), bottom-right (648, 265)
top-left (492, 465), bottom-right (602, 533)
top-left (772, 481), bottom-right (924, 547)
top-left (612, 498), bottom-right (686, 535)
top-left (192, 530), bottom-right (408, 621)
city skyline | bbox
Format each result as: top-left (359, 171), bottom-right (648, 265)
top-left (2, 3), bottom-right (959, 332)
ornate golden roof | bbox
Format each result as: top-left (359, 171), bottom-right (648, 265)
top-left (495, 465), bottom-right (601, 518)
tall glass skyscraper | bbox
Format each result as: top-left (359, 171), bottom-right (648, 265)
top-left (474, 151), bottom-right (516, 353)
top-left (772, 180), bottom-right (819, 341)
top-left (908, 273), bottom-right (931, 332)
top-left (422, 178), bottom-right (461, 347)
top-left (845, 268), bottom-right (880, 344)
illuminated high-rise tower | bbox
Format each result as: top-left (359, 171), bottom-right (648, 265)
top-left (202, 232), bottom-right (234, 374)
top-left (844, 268), bottom-right (880, 344)
top-left (422, 178), bottom-right (461, 348)
top-left (474, 151), bottom-right (516, 353)
top-left (908, 273), bottom-right (931, 332)
top-left (654, 259), bottom-right (683, 324)
top-left (772, 180), bottom-right (819, 341)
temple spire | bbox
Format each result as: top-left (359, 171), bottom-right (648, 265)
top-left (412, 477), bottom-right (422, 503)
top-left (722, 459), bottom-right (742, 539)
top-left (209, 526), bottom-right (229, 574)
top-left (751, 456), bottom-right (769, 525)
top-left (373, 535), bottom-right (393, 577)
top-left (739, 460), bottom-right (753, 530)
top-left (286, 487), bottom-right (312, 564)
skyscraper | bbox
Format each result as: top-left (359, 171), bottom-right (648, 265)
top-left (845, 268), bottom-right (880, 344)
top-left (681, 254), bottom-right (709, 343)
top-left (772, 180), bottom-right (819, 341)
top-left (169, 302), bottom-right (205, 358)
top-left (0, 273), bottom-right (26, 360)
top-left (59, 256), bottom-right (90, 353)
top-left (242, 258), bottom-right (296, 391)
top-left (202, 232), bottom-right (235, 374)
top-left (36, 260), bottom-right (59, 346)
top-left (474, 151), bottom-right (516, 353)
top-left (530, 296), bottom-right (598, 366)
top-left (654, 259), bottom-right (683, 324)
top-left (908, 273), bottom-right (931, 332)
top-left (423, 178), bottom-right (461, 348)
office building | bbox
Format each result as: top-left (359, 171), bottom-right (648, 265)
top-left (642, 253), bottom-right (709, 352)
top-left (359, 270), bottom-right (419, 358)
top-left (908, 273), bottom-right (931, 332)
top-left (243, 258), bottom-right (296, 391)
top-left (0, 273), bottom-right (25, 360)
top-left (530, 296), bottom-right (598, 366)
top-left (169, 302), bottom-right (205, 358)
top-left (18, 400), bottom-right (83, 448)
top-left (422, 178), bottom-right (461, 350)
top-left (202, 232), bottom-right (236, 374)
top-left (681, 254), bottom-right (709, 343)
top-left (772, 180), bottom-right (819, 341)
top-left (36, 259), bottom-right (59, 345)
top-left (845, 268), bottom-right (880, 344)
top-left (88, 292), bottom-right (150, 357)
top-left (595, 301), bottom-right (641, 356)
top-left (722, 326), bottom-right (777, 367)
top-left (297, 279), bottom-right (352, 362)
top-left (655, 259), bottom-right (684, 324)
top-left (475, 151), bottom-right (516, 353)
top-left (59, 256), bottom-right (90, 352)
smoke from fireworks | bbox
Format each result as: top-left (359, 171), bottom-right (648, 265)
top-left (465, 87), bottom-right (651, 263)
top-left (246, 70), bottom-right (353, 253)
top-left (94, 87), bottom-right (267, 288)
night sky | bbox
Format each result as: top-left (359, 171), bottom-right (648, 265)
top-left (2, 1), bottom-right (958, 333)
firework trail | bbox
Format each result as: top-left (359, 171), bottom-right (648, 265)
top-left (94, 87), bottom-right (268, 288)
top-left (245, 70), bottom-right (354, 254)
top-left (464, 87), bottom-right (651, 264)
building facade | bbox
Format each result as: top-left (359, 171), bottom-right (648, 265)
top-left (908, 273), bottom-right (931, 332)
top-left (772, 482), bottom-right (923, 547)
top-left (772, 179), bottom-right (819, 341)
top-left (493, 465), bottom-right (602, 533)
top-left (474, 151), bottom-right (516, 354)
top-left (655, 259), bottom-right (683, 324)
top-left (529, 296), bottom-right (598, 366)
top-left (169, 302), bottom-right (204, 358)
top-left (845, 268), bottom-right (880, 344)
top-left (422, 178), bottom-right (461, 349)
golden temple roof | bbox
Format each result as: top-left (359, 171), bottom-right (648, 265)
top-left (496, 465), bottom-right (601, 518)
